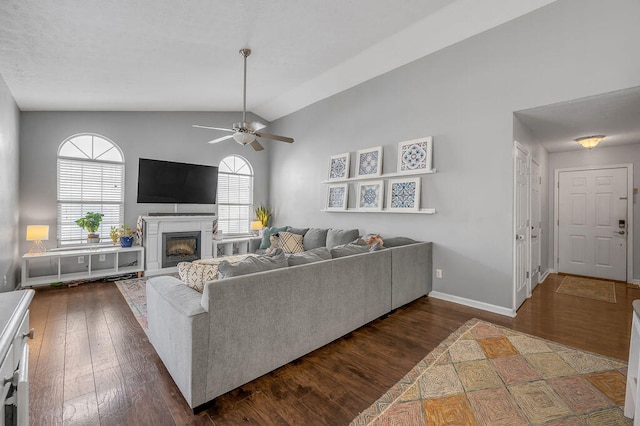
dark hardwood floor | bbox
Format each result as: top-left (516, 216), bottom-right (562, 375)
top-left (28, 273), bottom-right (640, 425)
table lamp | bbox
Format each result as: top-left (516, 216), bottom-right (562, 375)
top-left (250, 221), bottom-right (263, 236)
top-left (26, 225), bottom-right (49, 254)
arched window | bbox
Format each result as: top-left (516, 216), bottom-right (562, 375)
top-left (57, 134), bottom-right (124, 245)
top-left (217, 155), bottom-right (253, 235)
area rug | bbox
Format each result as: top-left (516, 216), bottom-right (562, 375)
top-left (556, 276), bottom-right (617, 303)
top-left (351, 319), bottom-right (629, 425)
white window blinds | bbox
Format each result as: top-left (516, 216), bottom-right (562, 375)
top-left (57, 135), bottom-right (124, 245)
top-left (217, 156), bottom-right (253, 235)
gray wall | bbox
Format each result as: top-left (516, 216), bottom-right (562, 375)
top-left (548, 144), bottom-right (640, 280)
top-left (267, 0), bottom-right (640, 311)
top-left (0, 74), bottom-right (20, 292)
top-left (19, 111), bottom-right (270, 254)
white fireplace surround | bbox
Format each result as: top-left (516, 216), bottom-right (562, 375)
top-left (142, 215), bottom-right (214, 275)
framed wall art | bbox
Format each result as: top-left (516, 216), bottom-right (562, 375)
top-left (326, 184), bottom-right (349, 211)
top-left (357, 180), bottom-right (384, 211)
top-left (387, 177), bottom-right (421, 212)
top-left (397, 137), bottom-right (433, 174)
top-left (327, 152), bottom-right (350, 180)
top-left (355, 146), bottom-right (383, 178)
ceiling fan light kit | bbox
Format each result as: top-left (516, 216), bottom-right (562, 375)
top-left (193, 48), bottom-right (294, 151)
top-left (575, 135), bottom-right (605, 149)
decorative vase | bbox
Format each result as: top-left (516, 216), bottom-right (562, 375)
top-left (120, 236), bottom-right (133, 247)
top-left (87, 233), bottom-right (100, 244)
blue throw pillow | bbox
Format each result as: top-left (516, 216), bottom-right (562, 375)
top-left (260, 226), bottom-right (288, 249)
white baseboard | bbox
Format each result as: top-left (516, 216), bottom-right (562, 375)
top-left (429, 291), bottom-right (516, 318)
top-left (631, 279), bottom-right (640, 285)
top-left (539, 269), bottom-right (551, 283)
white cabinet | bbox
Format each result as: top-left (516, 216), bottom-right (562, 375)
top-left (21, 246), bottom-right (144, 287)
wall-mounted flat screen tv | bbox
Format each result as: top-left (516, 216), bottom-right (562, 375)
top-left (137, 158), bottom-right (218, 204)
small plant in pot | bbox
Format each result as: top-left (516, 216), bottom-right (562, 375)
top-left (255, 205), bottom-right (271, 228)
top-left (76, 212), bottom-right (104, 244)
top-left (117, 225), bottom-right (136, 247)
top-left (109, 226), bottom-right (120, 245)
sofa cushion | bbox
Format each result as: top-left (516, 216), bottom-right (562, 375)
top-left (326, 229), bottom-right (360, 248)
top-left (278, 231), bottom-right (304, 254)
top-left (218, 249), bottom-right (288, 279)
top-left (330, 243), bottom-right (370, 258)
top-left (177, 262), bottom-right (218, 293)
top-left (303, 228), bottom-right (329, 250)
top-left (287, 247), bottom-right (332, 266)
top-left (260, 226), bottom-right (288, 249)
top-left (287, 227), bottom-right (309, 236)
top-left (383, 236), bottom-right (418, 247)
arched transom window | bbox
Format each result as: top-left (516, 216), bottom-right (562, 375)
top-left (57, 134), bottom-right (125, 245)
top-left (217, 155), bottom-right (253, 235)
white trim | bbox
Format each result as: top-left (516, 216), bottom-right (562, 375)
top-left (513, 141), bottom-right (531, 312)
top-left (553, 164), bottom-right (634, 283)
top-left (539, 269), bottom-right (551, 284)
top-left (429, 291), bottom-right (516, 318)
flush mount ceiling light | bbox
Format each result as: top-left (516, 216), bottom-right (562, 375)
top-left (575, 135), bottom-right (605, 149)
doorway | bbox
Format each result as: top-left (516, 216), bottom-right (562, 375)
top-left (554, 165), bottom-right (633, 282)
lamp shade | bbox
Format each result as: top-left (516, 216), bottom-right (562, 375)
top-left (250, 220), bottom-right (263, 230)
top-left (26, 225), bottom-right (49, 241)
top-left (575, 135), bottom-right (605, 149)
top-left (233, 132), bottom-right (256, 145)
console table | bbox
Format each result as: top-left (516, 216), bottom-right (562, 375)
top-left (212, 237), bottom-right (254, 258)
top-left (21, 246), bottom-right (144, 287)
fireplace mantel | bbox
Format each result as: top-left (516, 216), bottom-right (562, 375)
top-left (142, 215), bottom-right (215, 275)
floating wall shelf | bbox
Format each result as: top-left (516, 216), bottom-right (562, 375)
top-left (321, 169), bottom-right (436, 184)
top-left (321, 208), bottom-right (436, 215)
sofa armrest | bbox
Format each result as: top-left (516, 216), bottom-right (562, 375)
top-left (248, 237), bottom-right (262, 253)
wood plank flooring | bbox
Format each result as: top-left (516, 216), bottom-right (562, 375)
top-left (28, 273), bottom-right (640, 425)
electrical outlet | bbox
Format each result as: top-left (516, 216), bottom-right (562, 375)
top-left (78, 256), bottom-right (84, 264)
top-left (99, 254), bottom-right (106, 262)
top-left (436, 269), bottom-right (443, 279)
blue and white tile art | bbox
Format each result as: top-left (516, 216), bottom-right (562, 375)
top-left (359, 184), bottom-right (381, 208)
top-left (330, 156), bottom-right (348, 179)
top-left (356, 146), bottom-right (383, 177)
top-left (328, 186), bottom-right (346, 208)
top-left (397, 137), bottom-right (433, 174)
top-left (390, 181), bottom-right (416, 208)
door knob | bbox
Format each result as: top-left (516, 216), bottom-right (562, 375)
top-left (516, 234), bottom-right (525, 240)
top-left (616, 230), bottom-right (625, 235)
top-left (531, 235), bottom-right (538, 239)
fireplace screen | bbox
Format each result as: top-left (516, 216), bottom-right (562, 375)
top-left (162, 231), bottom-right (201, 268)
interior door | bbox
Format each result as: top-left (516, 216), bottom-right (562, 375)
top-left (514, 143), bottom-right (530, 309)
top-left (530, 160), bottom-right (542, 289)
top-left (558, 167), bottom-right (627, 281)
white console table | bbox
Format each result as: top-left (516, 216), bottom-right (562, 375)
top-left (21, 246), bottom-right (144, 287)
top-left (212, 237), bottom-right (254, 258)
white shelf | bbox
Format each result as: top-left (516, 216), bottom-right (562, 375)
top-left (321, 208), bottom-right (436, 215)
top-left (21, 245), bottom-right (145, 287)
top-left (321, 169), bottom-right (436, 184)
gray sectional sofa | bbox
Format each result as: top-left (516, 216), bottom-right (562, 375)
top-left (146, 236), bottom-right (432, 410)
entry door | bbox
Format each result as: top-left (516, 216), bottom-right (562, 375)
top-left (558, 168), bottom-right (627, 281)
top-left (514, 143), bottom-right (530, 309)
top-left (530, 160), bottom-right (542, 288)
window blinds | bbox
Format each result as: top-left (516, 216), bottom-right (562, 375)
top-left (217, 171), bottom-right (253, 235)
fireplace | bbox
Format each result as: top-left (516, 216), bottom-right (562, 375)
top-left (162, 231), bottom-right (201, 268)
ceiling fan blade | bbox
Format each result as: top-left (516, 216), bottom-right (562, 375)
top-left (250, 140), bottom-right (264, 151)
top-left (248, 121), bottom-right (267, 132)
top-left (193, 124), bottom-right (234, 132)
top-left (207, 135), bottom-right (235, 144)
top-left (255, 132), bottom-right (294, 143)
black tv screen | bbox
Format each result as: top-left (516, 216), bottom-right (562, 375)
top-left (137, 158), bottom-right (218, 204)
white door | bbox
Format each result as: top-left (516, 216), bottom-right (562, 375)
top-left (514, 143), bottom-right (530, 309)
top-left (558, 167), bottom-right (627, 281)
top-left (530, 160), bottom-right (542, 289)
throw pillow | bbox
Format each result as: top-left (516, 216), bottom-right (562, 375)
top-left (177, 261), bottom-right (218, 293)
top-left (330, 243), bottom-right (370, 258)
top-left (260, 226), bottom-right (288, 249)
top-left (303, 228), bottom-right (329, 250)
top-left (326, 229), bottom-right (360, 248)
top-left (278, 231), bottom-right (304, 254)
top-left (218, 249), bottom-right (288, 279)
top-left (383, 236), bottom-right (418, 247)
top-left (287, 247), bottom-right (332, 266)
top-left (287, 227), bottom-right (309, 236)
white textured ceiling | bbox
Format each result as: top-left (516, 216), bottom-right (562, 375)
top-left (0, 0), bottom-right (556, 120)
top-left (516, 86), bottom-right (640, 153)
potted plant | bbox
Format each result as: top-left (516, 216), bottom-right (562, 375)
top-left (109, 226), bottom-right (120, 245)
top-left (255, 205), bottom-right (271, 228)
top-left (117, 224), bottom-right (136, 247)
top-left (76, 212), bottom-right (104, 244)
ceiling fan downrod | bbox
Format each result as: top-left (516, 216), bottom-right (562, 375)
top-left (239, 48), bottom-right (251, 125)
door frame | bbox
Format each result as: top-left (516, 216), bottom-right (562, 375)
top-left (530, 158), bottom-right (542, 289)
top-left (553, 164), bottom-right (634, 283)
top-left (513, 141), bottom-right (531, 313)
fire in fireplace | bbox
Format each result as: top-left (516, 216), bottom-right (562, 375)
top-left (162, 231), bottom-right (201, 268)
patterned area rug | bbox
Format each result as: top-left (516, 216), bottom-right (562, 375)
top-left (556, 276), bottom-right (617, 303)
top-left (351, 319), bottom-right (630, 425)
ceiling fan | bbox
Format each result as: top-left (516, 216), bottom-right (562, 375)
top-left (193, 49), bottom-right (294, 151)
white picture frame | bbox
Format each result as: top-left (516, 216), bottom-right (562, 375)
top-left (387, 177), bottom-right (421, 212)
top-left (328, 152), bottom-right (350, 180)
top-left (326, 184), bottom-right (349, 211)
top-left (397, 137), bottom-right (433, 174)
top-left (357, 180), bottom-right (384, 211)
top-left (355, 146), bottom-right (383, 178)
